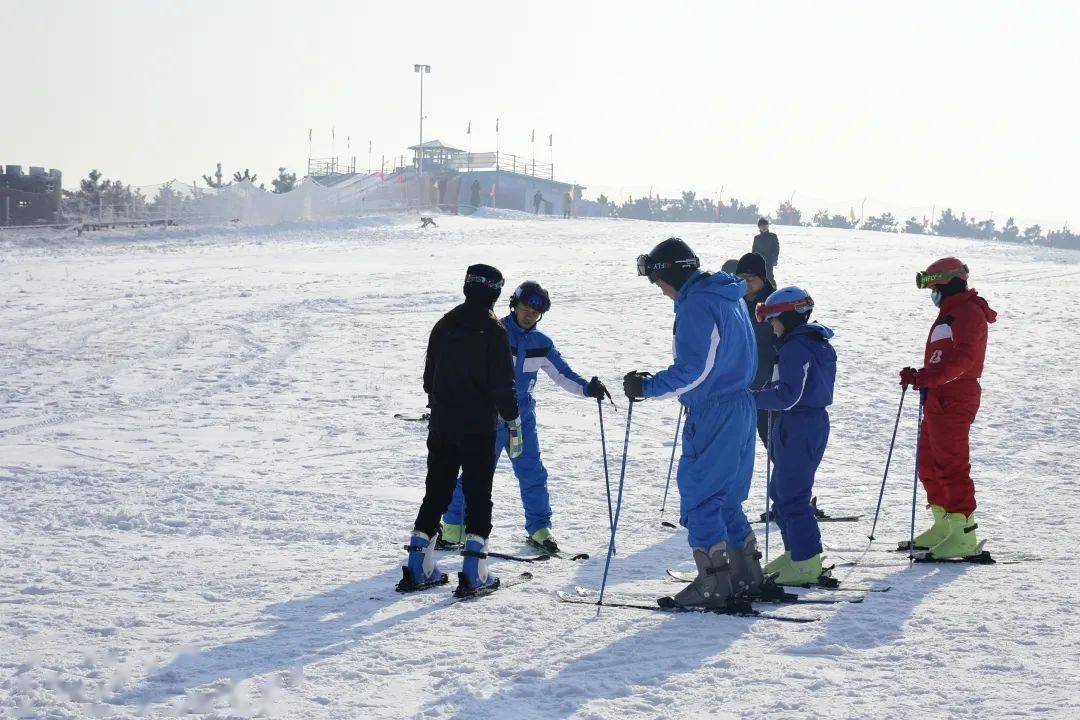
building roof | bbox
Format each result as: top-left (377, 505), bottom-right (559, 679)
top-left (407, 140), bottom-right (466, 154)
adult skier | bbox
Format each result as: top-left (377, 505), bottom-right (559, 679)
top-left (752, 218), bottom-right (780, 284)
top-left (440, 280), bottom-right (611, 554)
top-left (399, 265), bottom-right (522, 597)
top-left (752, 287), bottom-right (836, 585)
top-left (900, 257), bottom-right (996, 559)
top-left (735, 252), bottom-right (777, 446)
top-left (623, 238), bottom-right (764, 607)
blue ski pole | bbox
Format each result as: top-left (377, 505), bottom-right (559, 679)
top-left (597, 398), bottom-right (636, 614)
top-left (764, 410), bottom-right (773, 564)
top-left (597, 399), bottom-right (615, 551)
top-left (659, 405), bottom-right (684, 529)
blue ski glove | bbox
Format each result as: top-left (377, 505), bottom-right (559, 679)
top-left (506, 417), bottom-right (524, 458)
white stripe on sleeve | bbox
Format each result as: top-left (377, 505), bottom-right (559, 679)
top-left (652, 324), bottom-right (721, 401)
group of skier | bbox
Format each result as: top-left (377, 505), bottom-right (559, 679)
top-left (399, 229), bottom-right (996, 608)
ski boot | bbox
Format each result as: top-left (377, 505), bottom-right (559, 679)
top-left (455, 534), bottom-right (500, 598)
top-left (925, 512), bottom-right (979, 560)
top-left (763, 550), bottom-right (790, 577)
top-left (436, 522), bottom-right (465, 550)
top-left (768, 553), bottom-right (823, 587)
top-left (396, 531), bottom-right (448, 592)
top-left (670, 542), bottom-right (741, 610)
top-left (729, 531), bottom-right (767, 598)
top-left (528, 527), bottom-right (560, 555)
top-left (899, 504), bottom-right (948, 551)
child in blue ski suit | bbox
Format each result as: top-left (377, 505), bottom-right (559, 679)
top-left (753, 286), bottom-right (836, 586)
top-left (441, 281), bottom-right (610, 553)
top-left (624, 238), bottom-right (762, 608)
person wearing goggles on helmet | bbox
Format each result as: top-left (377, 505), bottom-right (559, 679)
top-left (899, 257), bottom-right (997, 560)
top-left (752, 287), bottom-right (836, 587)
top-left (440, 280), bottom-right (611, 555)
top-left (624, 238), bottom-right (761, 609)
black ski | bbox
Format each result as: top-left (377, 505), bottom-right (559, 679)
top-left (395, 567), bottom-right (449, 593)
top-left (525, 537), bottom-right (589, 561)
top-left (758, 497), bottom-right (860, 523)
top-left (665, 569), bottom-right (890, 593)
top-left (556, 591), bottom-right (817, 623)
top-left (394, 412), bottom-right (430, 422)
top-left (453, 571), bottom-right (533, 600)
top-left (602, 584), bottom-right (857, 606)
top-left (487, 551), bottom-right (553, 563)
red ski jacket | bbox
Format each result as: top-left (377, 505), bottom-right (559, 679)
top-left (918, 289), bottom-right (997, 389)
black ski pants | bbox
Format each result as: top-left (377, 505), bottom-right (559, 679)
top-left (756, 409), bottom-right (770, 448)
top-left (414, 427), bottom-right (497, 539)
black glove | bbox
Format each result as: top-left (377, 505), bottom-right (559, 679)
top-left (623, 371), bottom-right (648, 401)
top-left (587, 376), bottom-right (612, 402)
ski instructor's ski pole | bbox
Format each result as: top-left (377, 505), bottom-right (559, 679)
top-left (908, 390), bottom-right (926, 561)
top-left (658, 406), bottom-right (684, 529)
top-left (764, 410), bottom-right (773, 564)
top-left (868, 385), bottom-right (907, 542)
top-left (597, 398), bottom-right (615, 549)
top-left (597, 398), bottom-right (636, 615)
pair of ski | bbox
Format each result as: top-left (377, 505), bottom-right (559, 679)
top-left (436, 536), bottom-right (590, 563)
top-left (756, 497), bottom-right (862, 524)
top-left (663, 568), bottom-right (890, 593)
top-left (829, 541), bottom-right (1017, 566)
top-left (557, 586), bottom-right (827, 623)
top-left (395, 568), bottom-right (535, 601)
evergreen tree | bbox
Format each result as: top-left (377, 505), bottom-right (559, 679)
top-left (272, 167), bottom-right (297, 194)
top-left (202, 162), bottom-right (225, 188)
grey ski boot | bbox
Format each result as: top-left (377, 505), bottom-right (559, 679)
top-left (671, 542), bottom-right (736, 609)
top-left (729, 531), bottom-right (766, 598)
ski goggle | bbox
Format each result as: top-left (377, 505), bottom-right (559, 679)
top-left (755, 296), bottom-right (814, 323)
top-left (636, 254), bottom-right (700, 281)
top-left (516, 290), bottom-right (550, 314)
top-left (915, 265), bottom-right (968, 289)
top-left (464, 273), bottom-right (504, 290)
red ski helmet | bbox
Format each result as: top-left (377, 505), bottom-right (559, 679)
top-left (916, 257), bottom-right (969, 289)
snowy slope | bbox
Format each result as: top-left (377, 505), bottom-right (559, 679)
top-left (2, 215), bottom-right (1078, 719)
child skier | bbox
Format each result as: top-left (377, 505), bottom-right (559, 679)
top-left (440, 281), bottom-right (611, 554)
top-left (753, 286), bottom-right (836, 586)
top-left (399, 264), bottom-right (522, 597)
top-left (900, 257), bottom-right (996, 559)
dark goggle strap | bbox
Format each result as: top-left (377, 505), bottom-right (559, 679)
top-left (915, 265), bottom-right (967, 289)
top-left (465, 273), bottom-right (504, 289)
top-left (755, 296), bottom-right (814, 323)
top-left (636, 254), bottom-right (700, 277)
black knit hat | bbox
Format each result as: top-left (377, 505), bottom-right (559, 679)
top-left (735, 252), bottom-right (767, 279)
top-left (463, 264), bottom-right (504, 305)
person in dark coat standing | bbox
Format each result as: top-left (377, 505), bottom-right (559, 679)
top-left (752, 218), bottom-right (780, 285)
top-left (400, 264), bottom-right (523, 597)
top-left (736, 252), bottom-right (777, 446)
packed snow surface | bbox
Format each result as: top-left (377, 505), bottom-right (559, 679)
top-left (2, 215), bottom-right (1078, 719)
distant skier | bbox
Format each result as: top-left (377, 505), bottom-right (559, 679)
top-left (420, 216), bottom-right (437, 228)
top-left (900, 258), bottom-right (996, 559)
top-left (562, 190), bottom-right (572, 219)
top-left (533, 191), bottom-right (543, 215)
top-left (399, 265), bottom-right (523, 597)
top-left (441, 281), bottom-right (611, 554)
top-left (623, 238), bottom-right (763, 607)
top-left (735, 252), bottom-right (777, 446)
top-left (752, 287), bottom-right (836, 586)
top-left (752, 218), bottom-right (779, 285)
top-left (470, 179), bottom-right (481, 209)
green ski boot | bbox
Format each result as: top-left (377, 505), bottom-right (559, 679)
top-left (927, 513), bottom-right (979, 559)
top-left (912, 505), bottom-right (949, 550)
top-left (529, 527), bottom-right (560, 554)
top-left (437, 523), bottom-right (465, 549)
top-left (771, 553), bottom-right (823, 586)
top-left (763, 550), bottom-right (790, 577)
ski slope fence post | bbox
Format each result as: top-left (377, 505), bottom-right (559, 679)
top-left (909, 390), bottom-right (926, 561)
top-left (868, 385), bottom-right (907, 541)
top-left (597, 399), bottom-right (615, 551)
top-left (597, 399), bottom-right (636, 615)
top-left (765, 411), bottom-right (774, 564)
top-left (659, 405), bottom-right (684, 527)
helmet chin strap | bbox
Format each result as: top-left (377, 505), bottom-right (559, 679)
top-left (931, 289), bottom-right (943, 307)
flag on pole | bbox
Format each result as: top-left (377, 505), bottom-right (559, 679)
top-left (531, 129), bottom-right (535, 142)
top-left (332, 127), bottom-right (335, 141)
top-left (496, 118), bottom-right (500, 132)
top-left (308, 129), bottom-right (312, 141)
top-left (548, 134), bottom-right (553, 147)
top-left (467, 121), bottom-right (471, 135)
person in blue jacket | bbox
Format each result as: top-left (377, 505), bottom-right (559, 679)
top-left (441, 281), bottom-right (611, 553)
top-left (752, 286), bottom-right (836, 586)
top-left (624, 238), bottom-right (764, 609)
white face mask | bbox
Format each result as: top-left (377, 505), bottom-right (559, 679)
top-left (931, 289), bottom-right (943, 307)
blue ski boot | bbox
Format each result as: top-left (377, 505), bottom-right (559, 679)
top-left (396, 531), bottom-right (448, 593)
top-left (455, 534), bottom-right (500, 598)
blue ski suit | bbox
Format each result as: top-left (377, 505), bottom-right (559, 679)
top-left (642, 271), bottom-right (758, 550)
top-left (753, 322), bottom-right (836, 561)
top-left (443, 313), bottom-right (589, 536)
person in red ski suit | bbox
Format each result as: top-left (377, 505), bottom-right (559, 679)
top-left (900, 257), bottom-right (996, 558)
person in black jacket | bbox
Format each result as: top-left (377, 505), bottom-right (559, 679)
top-left (736, 252), bottom-right (777, 447)
top-left (752, 218), bottom-right (780, 285)
top-left (400, 264), bottom-right (522, 597)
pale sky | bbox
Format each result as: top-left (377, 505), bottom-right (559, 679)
top-left (6, 0), bottom-right (1078, 227)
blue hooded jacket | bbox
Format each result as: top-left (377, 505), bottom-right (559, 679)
top-left (754, 322), bottom-right (836, 411)
top-left (643, 271), bottom-right (757, 408)
top-left (503, 313), bottom-right (588, 414)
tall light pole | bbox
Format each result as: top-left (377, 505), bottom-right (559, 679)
top-left (414, 64), bottom-right (431, 179)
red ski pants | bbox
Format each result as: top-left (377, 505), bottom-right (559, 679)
top-left (918, 380), bottom-right (981, 516)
